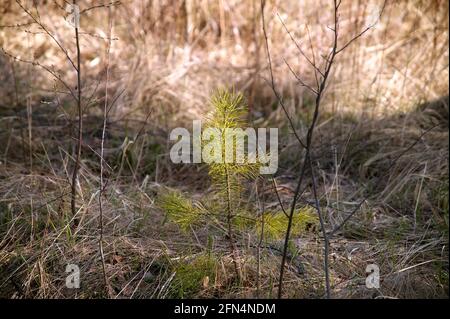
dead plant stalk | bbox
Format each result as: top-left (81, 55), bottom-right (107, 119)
top-left (261, 0), bottom-right (385, 299)
top-left (99, 4), bottom-right (114, 295)
top-left (71, 0), bottom-right (82, 221)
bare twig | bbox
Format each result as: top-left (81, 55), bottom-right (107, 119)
top-left (261, 3), bottom-right (342, 297)
top-left (99, 4), bottom-right (114, 296)
top-left (277, 12), bottom-right (324, 78)
top-left (15, 0), bottom-right (77, 71)
top-left (80, 1), bottom-right (121, 15)
top-left (335, 1), bottom-right (386, 55)
top-left (271, 177), bottom-right (288, 218)
top-left (1, 48), bottom-right (77, 101)
top-left (70, 0), bottom-right (82, 221)
top-left (255, 181), bottom-right (265, 298)
top-left (308, 154), bottom-right (330, 298)
top-left (283, 58), bottom-right (318, 94)
top-left (263, 0), bottom-right (387, 298)
top-left (263, 0), bottom-right (346, 299)
top-left (260, 0), bottom-right (306, 149)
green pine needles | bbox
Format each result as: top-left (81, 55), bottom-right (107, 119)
top-left (158, 89), bottom-right (317, 286)
top-left (158, 191), bottom-right (205, 232)
top-left (258, 207), bottom-right (318, 241)
top-left (204, 89), bottom-right (256, 281)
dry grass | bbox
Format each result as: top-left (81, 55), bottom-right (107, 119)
top-left (0, 0), bottom-right (448, 298)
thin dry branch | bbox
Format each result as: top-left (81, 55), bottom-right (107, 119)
top-left (15, 0), bottom-right (78, 71)
top-left (1, 48), bottom-right (77, 101)
top-left (275, 0), bottom-right (339, 298)
top-left (98, 3), bottom-right (114, 296)
top-left (260, 0), bottom-right (306, 149)
top-left (70, 0), bottom-right (82, 220)
top-left (335, 0), bottom-right (386, 55)
top-left (266, 0), bottom-right (380, 299)
top-left (80, 1), bottom-right (121, 15)
top-left (277, 12), bottom-right (325, 78)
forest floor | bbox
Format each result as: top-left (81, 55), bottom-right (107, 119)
top-left (0, 95), bottom-right (448, 299)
